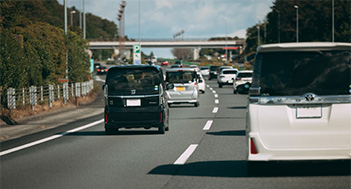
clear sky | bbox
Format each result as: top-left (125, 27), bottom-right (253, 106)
top-left (62, 0), bottom-right (274, 58)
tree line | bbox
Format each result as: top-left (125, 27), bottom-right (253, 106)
top-left (0, 0), bottom-right (118, 107)
top-left (241, 0), bottom-right (350, 62)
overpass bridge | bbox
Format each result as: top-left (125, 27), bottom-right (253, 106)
top-left (88, 38), bottom-right (246, 59)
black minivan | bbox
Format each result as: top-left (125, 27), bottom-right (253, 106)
top-left (103, 65), bottom-right (172, 134)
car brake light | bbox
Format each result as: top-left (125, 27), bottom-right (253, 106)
top-left (236, 78), bottom-right (241, 81)
top-left (105, 69), bottom-right (108, 71)
top-left (250, 138), bottom-right (258, 154)
top-left (194, 82), bottom-right (197, 85)
top-left (160, 112), bottom-right (163, 122)
top-left (105, 113), bottom-right (108, 124)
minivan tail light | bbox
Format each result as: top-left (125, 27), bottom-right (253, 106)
top-left (160, 113), bottom-right (163, 122)
top-left (105, 113), bottom-right (108, 124)
top-left (250, 138), bottom-right (258, 154)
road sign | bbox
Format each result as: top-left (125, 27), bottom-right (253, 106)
top-left (133, 44), bottom-right (141, 65)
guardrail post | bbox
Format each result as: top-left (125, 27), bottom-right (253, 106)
top-left (75, 82), bottom-right (81, 97)
top-left (49, 84), bottom-right (54, 108)
top-left (7, 88), bottom-right (16, 109)
top-left (82, 82), bottom-right (86, 96)
top-left (71, 83), bottom-right (74, 97)
top-left (22, 88), bottom-right (25, 106)
top-left (57, 84), bottom-right (60, 100)
top-left (63, 83), bottom-right (69, 104)
top-left (29, 86), bottom-right (37, 110)
top-left (40, 86), bottom-right (44, 103)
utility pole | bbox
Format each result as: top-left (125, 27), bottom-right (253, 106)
top-left (83, 0), bottom-right (86, 39)
top-left (294, 5), bottom-right (299, 43)
top-left (332, 0), bottom-right (334, 42)
top-left (64, 0), bottom-right (68, 79)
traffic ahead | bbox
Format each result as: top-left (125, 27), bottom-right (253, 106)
top-left (1, 72), bottom-right (349, 188)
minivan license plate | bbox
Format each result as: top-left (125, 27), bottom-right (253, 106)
top-left (126, 99), bottom-right (141, 106)
top-left (296, 105), bottom-right (322, 118)
top-left (176, 87), bottom-right (185, 91)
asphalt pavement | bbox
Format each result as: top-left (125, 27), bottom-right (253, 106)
top-left (1, 77), bottom-right (350, 189)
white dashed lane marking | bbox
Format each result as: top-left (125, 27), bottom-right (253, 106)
top-left (174, 144), bottom-right (198, 165)
top-left (203, 120), bottom-right (214, 130)
top-left (212, 107), bottom-right (218, 113)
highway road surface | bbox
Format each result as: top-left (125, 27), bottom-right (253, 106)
top-left (1, 76), bottom-right (350, 189)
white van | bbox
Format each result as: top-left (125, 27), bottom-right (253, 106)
top-left (247, 43), bottom-right (351, 168)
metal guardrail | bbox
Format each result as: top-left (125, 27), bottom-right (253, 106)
top-left (4, 80), bottom-right (94, 110)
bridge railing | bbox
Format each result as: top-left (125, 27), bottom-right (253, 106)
top-left (88, 38), bottom-right (246, 43)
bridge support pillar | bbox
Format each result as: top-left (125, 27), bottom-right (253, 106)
top-left (193, 48), bottom-right (200, 60)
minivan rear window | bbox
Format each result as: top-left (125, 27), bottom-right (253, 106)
top-left (237, 72), bottom-right (252, 78)
top-left (223, 70), bottom-right (237, 74)
top-left (210, 66), bottom-right (219, 71)
top-left (254, 51), bottom-right (351, 96)
top-left (166, 71), bottom-right (196, 84)
top-left (106, 67), bottom-right (161, 95)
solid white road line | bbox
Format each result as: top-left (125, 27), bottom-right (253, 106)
top-left (174, 144), bottom-right (198, 165)
top-left (0, 119), bottom-right (104, 157)
top-left (95, 76), bottom-right (105, 82)
top-left (212, 107), bottom-right (218, 113)
top-left (215, 99), bottom-right (219, 104)
top-left (203, 120), bottom-right (213, 130)
top-left (214, 94), bottom-right (218, 98)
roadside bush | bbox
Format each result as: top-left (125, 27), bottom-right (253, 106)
top-left (0, 23), bottom-right (90, 108)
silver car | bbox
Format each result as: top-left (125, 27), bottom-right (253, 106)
top-left (166, 68), bottom-right (199, 107)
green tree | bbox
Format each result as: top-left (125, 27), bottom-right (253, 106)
top-left (243, 0), bottom-right (351, 61)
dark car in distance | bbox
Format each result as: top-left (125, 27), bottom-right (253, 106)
top-left (208, 65), bottom-right (220, 80)
top-left (103, 65), bottom-right (173, 134)
top-left (97, 66), bottom-right (108, 75)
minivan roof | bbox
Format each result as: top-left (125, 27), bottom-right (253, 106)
top-left (166, 68), bottom-right (196, 72)
top-left (257, 42), bottom-right (351, 53)
top-left (108, 64), bottom-right (161, 71)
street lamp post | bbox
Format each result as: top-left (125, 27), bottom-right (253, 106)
top-left (225, 21), bottom-right (228, 64)
top-left (80, 0), bottom-right (82, 29)
top-left (332, 0), bottom-right (334, 42)
top-left (70, 10), bottom-right (76, 26)
top-left (64, 0), bottom-right (68, 79)
top-left (277, 10), bottom-right (280, 43)
top-left (257, 25), bottom-right (260, 46)
top-left (83, 0), bottom-right (86, 39)
top-left (294, 5), bottom-right (299, 43)
top-left (117, 1), bottom-right (127, 59)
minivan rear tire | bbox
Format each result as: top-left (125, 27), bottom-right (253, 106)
top-left (105, 128), bottom-right (118, 135)
top-left (158, 126), bottom-right (165, 134)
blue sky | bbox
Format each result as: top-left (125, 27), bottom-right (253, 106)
top-left (62, 0), bottom-right (274, 58)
